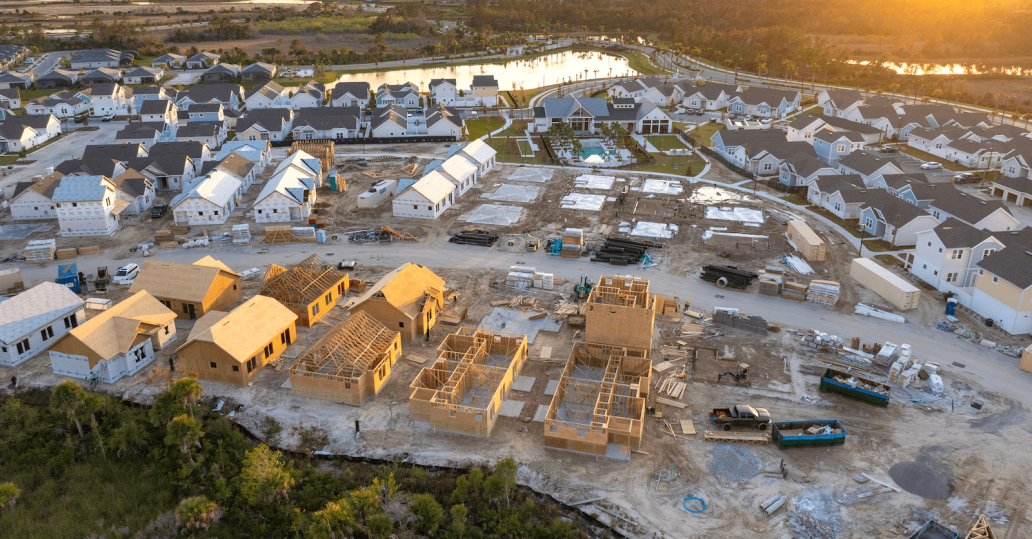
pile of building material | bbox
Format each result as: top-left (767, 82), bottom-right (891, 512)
top-left (700, 265), bottom-right (758, 289)
top-left (657, 377), bottom-right (687, 399)
top-left (677, 321), bottom-right (705, 338)
top-left (758, 275), bottom-right (781, 296)
top-left (292, 227), bottom-right (317, 242)
top-left (829, 373), bottom-right (890, 396)
top-left (25, 239), bottom-right (56, 264)
top-left (552, 301), bottom-right (580, 318)
top-left (786, 219), bottom-right (826, 262)
top-left (263, 225), bottom-right (294, 244)
top-left (505, 265), bottom-right (535, 289)
top-left (781, 281), bottom-right (807, 301)
top-left (782, 254), bottom-right (814, 275)
top-left (492, 295), bottom-right (537, 308)
top-left (55, 247), bottom-right (77, 260)
top-left (533, 272), bottom-right (554, 290)
top-left (806, 281), bottom-right (840, 305)
top-left (713, 308), bottom-right (768, 335)
top-left (855, 303), bottom-right (906, 323)
top-left (800, 330), bottom-right (844, 351)
top-left (591, 237), bottom-right (659, 266)
top-left (449, 230), bottom-right (499, 247)
top-left (232, 224), bottom-right (251, 244)
top-left (560, 228), bottom-right (583, 258)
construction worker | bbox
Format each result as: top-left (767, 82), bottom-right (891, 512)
top-left (87, 372), bottom-right (98, 388)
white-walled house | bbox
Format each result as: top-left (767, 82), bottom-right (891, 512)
top-left (376, 83), bottom-right (420, 109)
top-left (291, 107), bottom-right (361, 140)
top-left (926, 190), bottom-right (1020, 232)
top-left (290, 81), bottom-right (325, 109)
top-left (425, 104), bottom-right (463, 137)
top-left (25, 91), bottom-right (92, 117)
top-left (10, 173), bottom-right (62, 220)
top-left (244, 81), bottom-right (291, 110)
top-left (111, 168), bottom-right (157, 215)
top-left (0, 115), bottom-right (62, 154)
top-left (391, 172), bottom-right (456, 219)
top-left (170, 170), bottom-right (241, 226)
top-left (49, 291), bottom-right (178, 383)
top-left (272, 150), bottom-right (323, 187)
top-left (237, 109), bottom-right (294, 142)
top-left (330, 81), bottom-right (370, 108)
top-left (911, 218), bottom-right (1005, 304)
top-left (140, 99), bottom-right (178, 126)
top-left (53, 175), bottom-right (126, 236)
top-left (253, 167), bottom-right (316, 223)
top-left (0, 282), bottom-right (85, 367)
top-left (436, 153), bottom-right (479, 195)
top-left (428, 78), bottom-right (458, 105)
top-left (122, 66), bottom-right (164, 85)
top-left (457, 138), bottom-right (497, 179)
top-left (371, 104), bottom-right (408, 137)
top-left (90, 83), bottom-right (133, 116)
top-left (818, 89), bottom-right (864, 118)
top-left (214, 140), bottom-right (272, 173)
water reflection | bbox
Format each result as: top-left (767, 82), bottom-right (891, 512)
top-left (336, 50), bottom-right (638, 91)
top-left (848, 60), bottom-right (1032, 76)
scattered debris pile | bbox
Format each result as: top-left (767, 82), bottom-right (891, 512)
top-left (449, 229), bottom-right (499, 247)
top-left (346, 226), bottom-right (417, 244)
top-left (591, 237), bottom-right (660, 266)
top-left (700, 265), bottom-right (757, 289)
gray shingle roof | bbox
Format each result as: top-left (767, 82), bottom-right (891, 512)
top-left (82, 144), bottom-right (146, 162)
top-left (929, 189), bottom-right (1012, 225)
top-left (140, 99), bottom-right (173, 116)
top-left (931, 218), bottom-right (995, 249)
top-left (55, 158), bottom-right (122, 177)
top-left (292, 107), bottom-right (360, 131)
top-left (331, 81), bottom-right (370, 100)
top-left (838, 150), bottom-right (901, 175)
top-left (149, 141), bottom-right (208, 161)
top-left (429, 78), bottom-right (456, 90)
top-left (370, 104), bottom-right (406, 130)
top-left (472, 75), bottom-right (497, 87)
top-left (823, 89), bottom-right (863, 108)
top-left (976, 233), bottom-right (1032, 289)
top-left (425, 104), bottom-right (462, 129)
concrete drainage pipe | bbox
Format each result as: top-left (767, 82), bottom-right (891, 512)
top-left (716, 277), bottom-right (728, 288)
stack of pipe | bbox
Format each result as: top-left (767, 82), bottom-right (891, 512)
top-left (591, 238), bottom-right (662, 266)
top-left (700, 265), bottom-right (758, 289)
top-left (449, 230), bottom-right (499, 247)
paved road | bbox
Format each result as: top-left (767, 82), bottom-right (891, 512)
top-left (0, 122), bottom-right (127, 192)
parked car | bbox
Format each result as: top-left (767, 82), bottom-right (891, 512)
top-left (921, 162), bottom-right (944, 170)
top-left (745, 115), bottom-right (755, 121)
top-left (759, 118), bottom-right (772, 125)
top-left (728, 113), bottom-right (739, 120)
top-left (111, 263), bottom-right (140, 285)
top-left (880, 146), bottom-right (899, 153)
top-left (952, 172), bottom-right (982, 184)
top-left (151, 203), bottom-right (168, 218)
top-left (101, 114), bottom-right (114, 122)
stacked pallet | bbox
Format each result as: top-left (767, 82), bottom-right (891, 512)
top-left (806, 280), bottom-right (840, 305)
top-left (505, 266), bottom-right (535, 288)
top-left (782, 281), bottom-right (807, 301)
top-left (449, 230), bottom-right (499, 247)
top-left (291, 227), bottom-right (317, 242)
top-left (552, 301), bottom-right (580, 317)
top-left (758, 276), bottom-right (781, 296)
top-left (561, 228), bottom-right (583, 259)
top-left (232, 224), bottom-right (251, 244)
top-left (77, 245), bottom-right (101, 255)
top-left (25, 240), bottom-right (56, 264)
top-left (533, 272), bottom-right (554, 290)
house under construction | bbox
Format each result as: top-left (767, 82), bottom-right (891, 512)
top-left (409, 328), bottom-right (528, 437)
top-left (258, 254), bottom-right (348, 327)
top-left (289, 311), bottom-right (402, 405)
top-left (543, 342), bottom-right (652, 460)
top-left (584, 275), bottom-right (660, 351)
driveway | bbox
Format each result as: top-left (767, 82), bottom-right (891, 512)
top-left (0, 121), bottom-right (127, 193)
top-left (883, 151), bottom-right (956, 182)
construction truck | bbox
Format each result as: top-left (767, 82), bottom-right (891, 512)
top-left (710, 405), bottom-right (771, 431)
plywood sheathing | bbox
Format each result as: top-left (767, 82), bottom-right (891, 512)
top-left (257, 254), bottom-right (349, 327)
top-left (289, 310), bottom-right (402, 405)
top-left (408, 328), bottom-right (529, 437)
top-left (290, 140), bottom-right (334, 175)
top-left (543, 342), bottom-right (652, 457)
top-left (127, 256), bottom-right (242, 320)
top-left (349, 263), bottom-right (445, 341)
top-left (584, 275), bottom-right (658, 351)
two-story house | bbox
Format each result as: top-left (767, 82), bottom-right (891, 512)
top-left (813, 130), bottom-right (865, 165)
top-left (290, 81), bottom-right (325, 109)
top-left (836, 150), bottom-right (903, 187)
top-left (376, 83), bottom-right (420, 109)
top-left (237, 108), bottom-right (294, 141)
top-left (10, 172), bottom-right (62, 220)
top-left (469, 75), bottom-right (499, 106)
top-left (89, 83), bottom-right (133, 116)
top-left (52, 175), bottom-right (127, 236)
top-left (330, 81), bottom-right (370, 108)
top-left (926, 189), bottom-right (1021, 231)
top-left (778, 153), bottom-right (838, 187)
top-left (244, 81), bottom-right (291, 110)
top-left (0, 282), bottom-right (85, 367)
top-left (0, 115), bottom-right (62, 154)
top-left (818, 89), bottom-right (864, 118)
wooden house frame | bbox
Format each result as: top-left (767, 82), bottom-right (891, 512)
top-left (584, 275), bottom-right (660, 350)
top-left (289, 311), bottom-right (402, 405)
top-left (258, 254), bottom-right (348, 327)
top-left (543, 342), bottom-right (652, 459)
top-left (409, 328), bottom-right (528, 437)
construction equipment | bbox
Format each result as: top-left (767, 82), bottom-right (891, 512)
top-left (95, 266), bottom-right (109, 292)
top-left (574, 275), bottom-right (593, 299)
top-left (717, 363), bottom-right (750, 384)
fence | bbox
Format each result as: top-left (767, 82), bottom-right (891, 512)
top-left (763, 179), bottom-right (806, 195)
top-left (269, 135), bottom-right (457, 147)
top-left (699, 146), bottom-right (755, 180)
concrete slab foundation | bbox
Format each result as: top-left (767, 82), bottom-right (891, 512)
top-left (544, 379), bottom-right (560, 396)
top-left (460, 204), bottom-right (525, 226)
top-left (507, 167), bottom-right (554, 183)
top-left (560, 192), bottom-right (607, 211)
top-left (499, 399), bottom-right (526, 417)
top-left (481, 184), bottom-right (542, 202)
top-left (512, 375), bottom-right (536, 392)
top-left (705, 206), bottom-right (765, 224)
top-left (532, 404), bottom-right (549, 422)
top-left (0, 224), bottom-right (53, 241)
top-left (478, 308), bottom-right (563, 344)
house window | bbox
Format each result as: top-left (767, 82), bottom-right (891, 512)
top-left (16, 339), bottom-right (29, 354)
top-left (41, 326), bottom-right (54, 341)
top-left (946, 272), bottom-right (958, 283)
top-left (399, 322), bottom-right (405, 328)
top-left (183, 304), bottom-right (190, 314)
top-left (264, 343), bottom-right (273, 358)
top-left (865, 218), bottom-right (873, 228)
top-left (165, 325), bottom-right (169, 335)
top-left (951, 250), bottom-right (963, 259)
top-left (837, 144), bottom-right (845, 152)
top-left (992, 276), bottom-right (999, 283)
top-left (312, 303), bottom-right (319, 315)
top-left (413, 205), bottom-right (418, 209)
top-left (233, 365), bottom-right (239, 372)
top-left (210, 362), bottom-right (217, 368)
top-left (198, 211), bottom-right (204, 216)
top-left (979, 269), bottom-right (984, 276)
top-left (983, 249), bottom-right (995, 259)
top-left (325, 292), bottom-right (332, 305)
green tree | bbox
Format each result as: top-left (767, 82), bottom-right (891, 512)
top-left (365, 513), bottom-right (393, 539)
top-left (175, 495), bottom-right (222, 530)
top-left (411, 493), bottom-right (444, 535)
top-left (240, 444), bottom-right (295, 504)
top-left (348, 487), bottom-right (379, 524)
top-left (109, 418), bottom-right (148, 458)
top-left (0, 482), bottom-right (19, 509)
top-left (50, 380), bottom-right (88, 438)
top-left (165, 414), bottom-right (203, 465)
top-left (305, 498), bottom-right (356, 539)
top-left (447, 503), bottom-right (468, 538)
top-left (169, 378), bottom-right (203, 419)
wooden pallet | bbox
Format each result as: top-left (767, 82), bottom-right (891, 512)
top-left (703, 431), bottom-right (770, 444)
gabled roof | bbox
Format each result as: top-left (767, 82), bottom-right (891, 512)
top-left (111, 168), bottom-right (151, 198)
top-left (928, 189), bottom-right (1013, 226)
top-left (12, 172), bottom-right (63, 201)
top-left (171, 170), bottom-right (240, 208)
top-left (55, 158), bottom-right (123, 178)
top-left (425, 104), bottom-right (462, 130)
top-left (878, 173), bottom-right (930, 190)
top-left (188, 51), bottom-right (221, 62)
top-left (837, 150), bottom-right (902, 175)
top-left (437, 154), bottom-right (478, 183)
top-left (238, 108), bottom-right (293, 132)
top-left (371, 104), bottom-right (407, 130)
top-left (89, 82), bottom-right (122, 97)
top-left (127, 153), bottom-right (194, 177)
top-left (188, 103), bottom-right (222, 114)
top-left (355, 263), bottom-right (445, 320)
top-left (978, 246), bottom-right (1032, 289)
top-left (153, 53), bottom-right (185, 63)
top-left (82, 68), bottom-right (121, 81)
top-left (37, 69), bottom-right (78, 82)
top-left (0, 115), bottom-right (57, 140)
top-left (863, 95), bottom-right (904, 107)
top-left (838, 187), bottom-right (898, 205)
top-left (132, 86), bottom-right (166, 97)
top-left (814, 130), bottom-right (864, 143)
top-left (241, 62), bottom-right (276, 74)
top-left (331, 81), bottom-right (370, 100)
top-left (694, 82), bottom-right (738, 100)
top-left (459, 138), bottom-right (496, 165)
top-left (178, 295), bottom-right (296, 361)
top-left (787, 113), bottom-right (825, 131)
top-left (293, 81), bottom-right (325, 101)
top-left (82, 143), bottom-right (147, 162)
top-left (116, 121), bottom-right (165, 140)
top-left (200, 152), bottom-right (254, 180)
top-left (246, 80), bottom-right (287, 101)
top-left (429, 78), bottom-right (456, 90)
top-left (540, 97), bottom-right (609, 119)
top-left (815, 114), bottom-right (882, 135)
top-left (733, 86), bottom-right (798, 107)
top-left (471, 74), bottom-right (498, 87)
top-left (49, 291), bottom-right (176, 367)
top-left (292, 107), bottom-right (359, 132)
top-left (929, 218), bottom-right (996, 249)
top-left (70, 48), bottom-right (120, 64)
top-left (214, 140), bottom-right (269, 162)
top-left (410, 171), bottom-right (455, 204)
top-left (205, 63), bottom-right (240, 77)
top-left (149, 141), bottom-right (208, 161)
top-left (257, 166), bottom-right (314, 206)
top-left (140, 99), bottom-right (174, 116)
top-left (862, 198), bottom-right (930, 225)
top-left (128, 257), bottom-right (239, 303)
top-left (176, 122), bottom-right (220, 138)
top-left (822, 89), bottom-right (864, 108)
top-left (0, 282), bottom-right (84, 344)
top-left (182, 84), bottom-right (243, 104)
top-left (782, 153), bottom-right (833, 178)
top-left (52, 175), bottom-right (115, 202)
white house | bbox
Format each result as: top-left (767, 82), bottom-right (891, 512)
top-left (371, 104), bottom-right (408, 138)
top-left (682, 82), bottom-right (738, 110)
top-left (375, 83), bottom-right (420, 109)
top-left (53, 175), bottom-right (127, 236)
top-left (49, 291), bottom-right (178, 383)
top-left (139, 99), bottom-right (179, 127)
top-left (271, 149), bottom-right (323, 187)
top-left (10, 172), bottom-right (62, 220)
top-left (25, 91), bottom-right (92, 117)
top-left (0, 88), bottom-right (21, 110)
top-left (127, 152), bottom-right (197, 190)
top-left (778, 153), bottom-right (838, 187)
top-left (69, 48), bottom-right (121, 70)
top-left (836, 151), bottom-right (904, 187)
top-left (111, 168), bottom-right (156, 215)
top-left (391, 172), bottom-right (456, 219)
top-left (244, 81), bottom-right (291, 110)
top-left (728, 87), bottom-right (801, 118)
top-left (290, 81), bottom-right (325, 109)
top-left (911, 218), bottom-right (1005, 304)
top-left (0, 115), bottom-right (62, 154)
top-left (237, 109), bottom-right (294, 142)
top-left (254, 167), bottom-right (316, 223)
top-left (818, 89), bottom-right (864, 118)
top-left (428, 78), bottom-right (458, 106)
top-left (291, 107), bottom-right (361, 140)
top-left (122, 66), bottom-right (164, 85)
top-left (176, 122), bottom-right (224, 149)
top-left (330, 81), bottom-right (370, 108)
top-left (170, 170), bottom-right (241, 226)
top-left (435, 153), bottom-right (479, 196)
top-left (457, 138), bottom-right (498, 179)
top-left (199, 152), bottom-right (256, 192)
top-left (90, 83), bottom-right (133, 116)
top-left (425, 104), bottom-right (463, 138)
top-left (214, 140), bottom-right (272, 173)
top-left (926, 190), bottom-right (1020, 232)
top-left (0, 282), bottom-right (85, 367)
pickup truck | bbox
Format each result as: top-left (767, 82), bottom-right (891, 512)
top-left (710, 405), bottom-right (771, 431)
top-left (151, 203), bottom-right (168, 218)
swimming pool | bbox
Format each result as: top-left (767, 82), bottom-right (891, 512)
top-left (579, 145), bottom-right (616, 160)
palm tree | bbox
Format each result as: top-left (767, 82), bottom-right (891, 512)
top-left (170, 378), bottom-right (203, 419)
top-left (50, 381), bottom-right (88, 439)
top-left (165, 414), bottom-right (203, 465)
top-left (110, 418), bottom-right (148, 458)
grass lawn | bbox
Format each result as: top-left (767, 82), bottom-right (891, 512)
top-left (627, 153), bottom-right (706, 175)
top-left (645, 134), bottom-right (687, 151)
top-left (466, 117), bottom-right (506, 140)
top-left (17, 88), bottom-right (52, 103)
top-left (490, 136), bottom-right (546, 164)
top-left (612, 49), bottom-right (670, 76)
top-left (897, 145), bottom-right (971, 172)
top-left (874, 254), bottom-right (906, 268)
top-left (499, 121), bottom-right (530, 137)
top-left (0, 155), bottom-right (20, 165)
top-left (863, 239), bottom-right (895, 252)
top-left (810, 206), bottom-right (863, 238)
top-left (780, 195), bottom-right (807, 205)
top-left (692, 122), bottom-right (722, 146)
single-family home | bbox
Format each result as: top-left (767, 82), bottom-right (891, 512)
top-left (55, 158), bottom-right (126, 179)
top-left (376, 83), bottom-right (420, 109)
top-left (469, 75), bottom-right (499, 106)
top-left (682, 82), bottom-right (738, 110)
top-left (864, 95), bottom-right (905, 108)
top-left (813, 130), bottom-right (866, 165)
top-left (428, 78), bottom-right (458, 106)
top-left (349, 263), bottom-right (445, 341)
top-left (48, 291), bottom-right (178, 383)
top-left (127, 151), bottom-right (198, 190)
top-left (818, 89), bottom-right (864, 118)
top-left (926, 189), bottom-right (1020, 231)
top-left (991, 176), bottom-right (1032, 207)
top-left (131, 86), bottom-right (168, 112)
top-left (115, 122), bottom-right (170, 148)
top-left (858, 199), bottom-right (939, 246)
top-left (52, 175), bottom-right (127, 236)
top-left (785, 113), bottom-right (826, 144)
top-left (148, 140), bottom-right (210, 165)
top-left (0, 71), bottom-right (34, 90)
top-left (457, 138), bottom-right (498, 178)
top-left (185, 102), bottom-right (224, 124)
top-left (609, 79), bottom-right (649, 100)
top-left (26, 91), bottom-right (92, 118)
top-left (256, 254), bottom-right (349, 327)
top-left (152, 53), bottom-right (185, 69)
top-left (330, 81), bottom-right (371, 108)
top-left (79, 68), bottom-right (122, 88)
top-left (199, 151), bottom-right (256, 191)
top-left (128, 257), bottom-right (242, 321)
top-left (425, 104), bottom-right (463, 138)
top-left (176, 84), bottom-right (244, 111)
top-left (0, 115), bottom-right (62, 153)
top-left (69, 48), bottom-right (121, 70)
top-left (291, 107), bottom-right (361, 140)
top-left (122, 66), bottom-right (164, 85)
top-left (391, 171), bottom-right (455, 219)
top-left (214, 140), bottom-right (272, 172)
top-left (35, 69), bottom-right (80, 91)
top-left (253, 153), bottom-right (320, 222)
top-left (176, 122), bottom-right (224, 149)
top-left (237, 108), bottom-right (294, 141)
top-left (943, 138), bottom-right (1001, 169)
top-left (836, 150), bottom-right (904, 186)
top-left (969, 232), bottom-right (1032, 334)
top-left (10, 172), bottom-right (62, 220)
top-left (998, 148), bottom-right (1032, 180)
top-left (290, 81), bottom-right (325, 109)
top-left (169, 170), bottom-right (241, 226)
top-left (728, 87), bottom-right (800, 118)
top-left (778, 153), bottom-right (838, 187)
top-left (201, 63), bottom-right (240, 84)
top-left (0, 88), bottom-right (22, 110)
top-left (111, 168), bottom-right (156, 214)
top-left (800, 114), bottom-right (884, 145)
top-left (434, 153), bottom-right (479, 195)
top-left (89, 83), bottom-right (133, 116)
top-left (0, 282), bottom-right (85, 367)
top-left (710, 129), bottom-right (815, 174)
top-left (139, 98), bottom-right (178, 126)
top-left (240, 62), bottom-right (277, 83)
top-left (911, 218), bottom-right (1004, 302)
top-left (176, 295), bottom-right (298, 385)
top-left (639, 84), bottom-right (686, 108)
top-left (371, 104), bottom-right (408, 137)
top-left (244, 81), bottom-right (291, 110)
top-left (806, 174), bottom-right (878, 219)
top-left (82, 143), bottom-right (149, 162)
top-left (186, 51), bottom-right (221, 69)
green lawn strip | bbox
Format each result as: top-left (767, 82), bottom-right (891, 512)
top-left (490, 136), bottom-right (545, 164)
top-left (810, 206), bottom-right (863, 238)
top-left (644, 135), bottom-right (687, 150)
top-left (779, 195), bottom-right (807, 205)
top-left (626, 154), bottom-right (706, 174)
top-left (466, 117), bottom-right (506, 140)
top-left (692, 122), bottom-right (722, 146)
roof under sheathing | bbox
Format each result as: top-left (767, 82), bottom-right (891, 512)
top-left (258, 254), bottom-right (346, 310)
top-left (291, 311), bottom-right (397, 381)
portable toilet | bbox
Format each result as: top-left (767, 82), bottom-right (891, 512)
top-left (56, 263), bottom-right (80, 293)
top-left (945, 297), bottom-right (958, 316)
top-left (328, 170), bottom-right (339, 191)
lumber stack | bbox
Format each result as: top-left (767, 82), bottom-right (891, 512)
top-left (700, 265), bottom-right (758, 289)
top-left (560, 228), bottom-right (583, 258)
top-left (449, 230), bottom-right (499, 247)
top-left (782, 280), bottom-right (807, 301)
top-left (552, 301), bottom-right (580, 318)
top-left (658, 346), bottom-right (692, 360)
top-left (25, 240), bottom-right (56, 264)
top-left (678, 321), bottom-right (705, 337)
top-left (55, 248), bottom-right (77, 260)
top-left (591, 237), bottom-right (660, 266)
